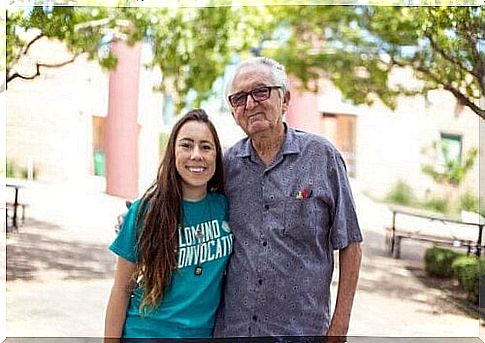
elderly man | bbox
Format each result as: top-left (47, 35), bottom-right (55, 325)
top-left (213, 57), bottom-right (362, 338)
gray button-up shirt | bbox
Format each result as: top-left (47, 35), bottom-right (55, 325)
top-left (213, 125), bottom-right (363, 337)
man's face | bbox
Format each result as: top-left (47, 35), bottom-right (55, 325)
top-left (228, 64), bottom-right (289, 137)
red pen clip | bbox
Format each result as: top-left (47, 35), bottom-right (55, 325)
top-left (296, 187), bottom-right (312, 199)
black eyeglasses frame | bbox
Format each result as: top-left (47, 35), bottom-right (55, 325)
top-left (228, 86), bottom-right (282, 108)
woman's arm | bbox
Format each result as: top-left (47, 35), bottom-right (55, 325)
top-left (104, 257), bottom-right (137, 338)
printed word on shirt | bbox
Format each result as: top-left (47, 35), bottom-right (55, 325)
top-left (177, 220), bottom-right (233, 269)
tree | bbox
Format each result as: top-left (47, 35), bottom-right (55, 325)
top-left (4, 4), bottom-right (267, 110)
top-left (263, 6), bottom-right (484, 119)
top-left (5, 6), bottom-right (118, 91)
top-left (6, 5), bottom-right (483, 118)
top-left (126, 5), bottom-right (273, 109)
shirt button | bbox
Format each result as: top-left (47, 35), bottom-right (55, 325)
top-left (258, 279), bottom-right (263, 285)
top-left (252, 315), bottom-right (258, 322)
top-left (264, 204), bottom-right (270, 210)
top-left (262, 241), bottom-right (267, 247)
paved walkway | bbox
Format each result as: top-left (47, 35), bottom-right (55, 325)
top-left (4, 178), bottom-right (483, 339)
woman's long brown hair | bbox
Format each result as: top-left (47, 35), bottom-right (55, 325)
top-left (134, 109), bottom-right (224, 311)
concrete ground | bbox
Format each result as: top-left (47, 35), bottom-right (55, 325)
top-left (4, 177), bottom-right (483, 340)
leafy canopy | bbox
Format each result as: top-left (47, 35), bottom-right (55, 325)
top-left (5, 5), bottom-right (484, 118)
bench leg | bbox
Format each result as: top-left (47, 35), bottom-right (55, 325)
top-left (385, 230), bottom-right (393, 256)
top-left (393, 237), bottom-right (402, 259)
top-left (21, 205), bottom-right (26, 224)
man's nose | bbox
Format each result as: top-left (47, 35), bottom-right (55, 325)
top-left (245, 94), bottom-right (258, 110)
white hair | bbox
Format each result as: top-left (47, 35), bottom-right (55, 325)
top-left (224, 57), bottom-right (289, 109)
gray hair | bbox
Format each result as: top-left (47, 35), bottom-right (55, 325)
top-left (224, 57), bottom-right (289, 109)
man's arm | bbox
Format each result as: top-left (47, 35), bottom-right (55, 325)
top-left (327, 242), bottom-right (362, 337)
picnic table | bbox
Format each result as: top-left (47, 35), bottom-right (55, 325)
top-left (385, 206), bottom-right (485, 258)
top-left (6, 183), bottom-right (27, 232)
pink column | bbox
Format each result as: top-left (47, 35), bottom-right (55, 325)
top-left (286, 76), bottom-right (323, 135)
top-left (105, 39), bottom-right (142, 199)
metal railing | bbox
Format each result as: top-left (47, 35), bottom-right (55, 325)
top-left (388, 207), bottom-right (484, 258)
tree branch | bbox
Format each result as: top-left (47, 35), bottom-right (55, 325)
top-left (390, 56), bottom-right (484, 120)
top-left (425, 32), bottom-right (478, 79)
top-left (415, 65), bottom-right (484, 120)
top-left (38, 55), bottom-right (78, 69)
top-left (23, 33), bottom-right (45, 55)
top-left (6, 55), bottom-right (78, 86)
top-left (462, 21), bottom-right (485, 94)
top-left (443, 84), bottom-right (485, 120)
top-left (9, 33), bottom-right (46, 71)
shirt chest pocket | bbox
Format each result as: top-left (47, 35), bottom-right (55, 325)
top-left (282, 199), bottom-right (319, 239)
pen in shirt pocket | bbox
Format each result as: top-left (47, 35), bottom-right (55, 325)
top-left (295, 187), bottom-right (313, 199)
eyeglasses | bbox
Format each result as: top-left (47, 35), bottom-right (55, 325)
top-left (228, 86), bottom-right (282, 108)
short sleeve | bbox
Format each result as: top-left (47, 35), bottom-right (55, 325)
top-left (328, 153), bottom-right (363, 250)
top-left (109, 199), bottom-right (142, 263)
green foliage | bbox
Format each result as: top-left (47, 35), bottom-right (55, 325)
top-left (6, 7), bottom-right (113, 79)
top-left (6, 5), bottom-right (484, 118)
top-left (424, 246), bottom-right (462, 278)
top-left (5, 6), bottom-right (261, 110)
top-left (422, 145), bottom-right (478, 186)
top-left (385, 180), bottom-right (415, 206)
top-left (451, 256), bottom-right (485, 305)
top-left (459, 192), bottom-right (479, 213)
top-left (423, 196), bottom-right (449, 214)
top-left (143, 6), bottom-right (270, 111)
top-left (6, 160), bottom-right (37, 180)
top-left (426, 247), bottom-right (485, 305)
top-left (265, 6), bottom-right (484, 119)
top-left (6, 160), bottom-right (15, 178)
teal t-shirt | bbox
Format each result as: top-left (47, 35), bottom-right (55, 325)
top-left (109, 192), bottom-right (233, 338)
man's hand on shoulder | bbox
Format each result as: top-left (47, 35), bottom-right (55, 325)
top-left (115, 200), bottom-right (132, 233)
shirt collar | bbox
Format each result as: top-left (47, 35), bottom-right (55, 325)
top-left (235, 122), bottom-right (301, 158)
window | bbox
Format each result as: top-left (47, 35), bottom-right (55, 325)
top-left (437, 133), bottom-right (462, 168)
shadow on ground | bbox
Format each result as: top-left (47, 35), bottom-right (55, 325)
top-left (7, 219), bottom-right (115, 282)
top-left (356, 230), bottom-right (473, 318)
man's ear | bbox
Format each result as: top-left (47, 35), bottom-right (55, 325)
top-left (282, 90), bottom-right (291, 113)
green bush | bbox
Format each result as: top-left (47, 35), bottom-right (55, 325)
top-left (423, 196), bottom-right (449, 214)
top-left (452, 255), bottom-right (478, 286)
top-left (6, 160), bottom-right (16, 178)
top-left (451, 256), bottom-right (485, 305)
top-left (385, 180), bottom-right (415, 206)
top-left (6, 159), bottom-right (38, 180)
top-left (459, 192), bottom-right (479, 213)
top-left (424, 246), bottom-right (462, 278)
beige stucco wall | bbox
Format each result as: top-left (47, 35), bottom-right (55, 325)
top-left (7, 38), bottom-right (168, 194)
top-left (356, 90), bottom-right (480, 202)
top-left (287, 71), bottom-right (480, 206)
top-left (7, 38), bottom-right (107, 182)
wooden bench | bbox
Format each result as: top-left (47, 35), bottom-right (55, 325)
top-left (6, 183), bottom-right (27, 232)
top-left (385, 207), bottom-right (484, 259)
top-left (6, 202), bottom-right (28, 225)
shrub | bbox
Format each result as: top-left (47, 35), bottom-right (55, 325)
top-left (451, 256), bottom-right (485, 305)
top-left (452, 255), bottom-right (478, 286)
top-left (424, 246), bottom-right (462, 278)
top-left (423, 196), bottom-right (449, 214)
top-left (6, 159), bottom-right (38, 180)
top-left (6, 160), bottom-right (16, 178)
top-left (385, 180), bottom-right (415, 206)
top-left (459, 192), bottom-right (479, 213)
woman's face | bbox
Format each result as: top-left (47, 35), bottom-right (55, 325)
top-left (175, 120), bottom-right (217, 200)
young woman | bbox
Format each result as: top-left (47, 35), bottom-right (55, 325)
top-left (104, 109), bottom-right (233, 338)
